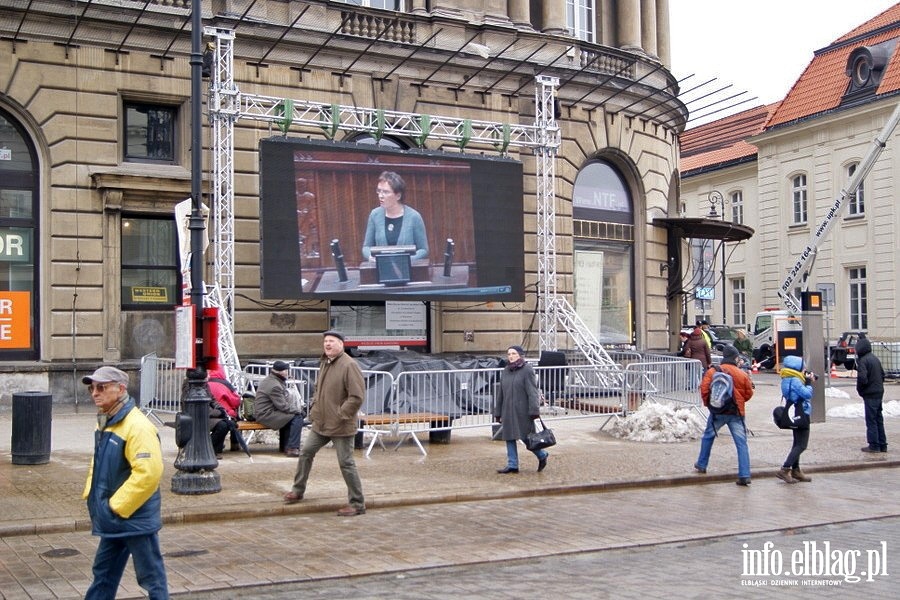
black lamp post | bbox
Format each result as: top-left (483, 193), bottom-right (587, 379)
top-left (172, 0), bottom-right (220, 495)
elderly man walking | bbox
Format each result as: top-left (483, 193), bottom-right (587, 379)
top-left (283, 330), bottom-right (367, 516)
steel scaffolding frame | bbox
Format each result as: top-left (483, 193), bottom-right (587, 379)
top-left (205, 28), bottom-right (617, 372)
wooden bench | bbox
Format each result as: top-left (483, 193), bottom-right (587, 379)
top-left (235, 420), bottom-right (273, 445)
top-left (357, 412), bottom-right (451, 458)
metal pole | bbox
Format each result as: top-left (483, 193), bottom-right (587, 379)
top-left (721, 240), bottom-right (727, 323)
top-left (173, 0), bottom-right (220, 495)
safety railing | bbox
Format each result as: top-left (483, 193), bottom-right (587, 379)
top-left (623, 355), bottom-right (705, 419)
top-left (138, 353), bottom-right (183, 425)
top-left (140, 352), bottom-right (702, 445)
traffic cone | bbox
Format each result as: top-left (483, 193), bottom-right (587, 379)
top-left (830, 363), bottom-right (839, 379)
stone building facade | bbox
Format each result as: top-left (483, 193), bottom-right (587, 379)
top-left (0, 0), bottom-right (685, 402)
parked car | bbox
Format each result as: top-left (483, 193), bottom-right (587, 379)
top-left (709, 325), bottom-right (741, 345)
top-left (831, 331), bottom-right (866, 370)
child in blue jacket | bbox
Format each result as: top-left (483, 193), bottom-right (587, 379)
top-left (776, 355), bottom-right (814, 484)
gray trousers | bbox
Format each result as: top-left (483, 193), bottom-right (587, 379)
top-left (291, 429), bottom-right (365, 509)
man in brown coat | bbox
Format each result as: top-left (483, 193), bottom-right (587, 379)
top-left (283, 330), bottom-right (366, 516)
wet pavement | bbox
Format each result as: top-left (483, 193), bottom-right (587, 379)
top-left (0, 373), bottom-right (897, 598)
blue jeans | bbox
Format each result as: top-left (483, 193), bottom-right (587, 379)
top-left (695, 413), bottom-right (751, 479)
top-left (505, 440), bottom-right (548, 469)
top-left (85, 533), bottom-right (168, 600)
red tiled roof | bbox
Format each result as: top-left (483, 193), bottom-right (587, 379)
top-left (767, 3), bottom-right (900, 127)
top-left (679, 103), bottom-right (779, 173)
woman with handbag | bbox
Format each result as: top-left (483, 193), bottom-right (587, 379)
top-left (493, 346), bottom-right (549, 474)
top-left (776, 355), bottom-right (814, 484)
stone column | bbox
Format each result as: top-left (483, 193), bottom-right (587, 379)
top-left (508, 0), bottom-right (531, 28)
top-left (411, 0), bottom-right (426, 14)
top-left (656, 0), bottom-right (671, 66)
top-left (542, 0), bottom-right (567, 35)
top-left (617, 0), bottom-right (642, 51)
top-left (641, 0), bottom-right (658, 57)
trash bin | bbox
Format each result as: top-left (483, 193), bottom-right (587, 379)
top-left (11, 391), bottom-right (52, 465)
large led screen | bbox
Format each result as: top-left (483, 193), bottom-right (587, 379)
top-left (259, 138), bottom-right (525, 302)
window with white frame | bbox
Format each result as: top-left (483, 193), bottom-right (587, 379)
top-left (792, 174), bottom-right (808, 224)
top-left (849, 267), bottom-right (867, 330)
top-left (730, 190), bottom-right (743, 224)
top-left (566, 0), bottom-right (596, 42)
top-left (847, 162), bottom-right (865, 216)
top-left (731, 277), bottom-right (746, 325)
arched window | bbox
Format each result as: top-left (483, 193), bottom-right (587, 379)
top-left (0, 108), bottom-right (40, 359)
top-left (571, 160), bottom-right (634, 345)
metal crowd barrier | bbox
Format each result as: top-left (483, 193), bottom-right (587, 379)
top-left (138, 353), bottom-right (182, 425)
top-left (140, 351), bottom-right (704, 447)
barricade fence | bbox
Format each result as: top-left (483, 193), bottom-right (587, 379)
top-left (138, 353), bottom-right (182, 425)
top-left (139, 352), bottom-right (703, 438)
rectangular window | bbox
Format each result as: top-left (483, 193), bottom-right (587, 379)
top-left (121, 216), bottom-right (179, 309)
top-left (124, 102), bottom-right (177, 163)
top-left (731, 277), bottom-right (746, 326)
top-left (792, 174), bottom-right (807, 224)
top-left (849, 267), bottom-right (867, 330)
top-left (847, 162), bottom-right (865, 216)
top-left (730, 191), bottom-right (743, 224)
top-left (566, 0), bottom-right (596, 42)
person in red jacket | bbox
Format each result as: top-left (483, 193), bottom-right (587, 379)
top-left (692, 344), bottom-right (755, 486)
top-left (207, 367), bottom-right (242, 458)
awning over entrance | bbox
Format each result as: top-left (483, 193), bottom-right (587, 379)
top-left (652, 217), bottom-right (754, 242)
top-left (652, 217), bottom-right (755, 300)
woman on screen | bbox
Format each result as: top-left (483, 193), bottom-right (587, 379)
top-left (362, 171), bottom-right (429, 261)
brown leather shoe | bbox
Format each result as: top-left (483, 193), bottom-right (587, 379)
top-left (283, 491), bottom-right (303, 504)
top-left (337, 505), bottom-right (365, 517)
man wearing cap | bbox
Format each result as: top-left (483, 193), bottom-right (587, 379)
top-left (693, 344), bottom-right (755, 486)
top-left (81, 366), bottom-right (168, 599)
top-left (254, 360), bottom-right (305, 457)
top-left (284, 330), bottom-right (367, 516)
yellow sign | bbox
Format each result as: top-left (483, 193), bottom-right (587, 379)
top-left (0, 291), bottom-right (31, 349)
top-left (131, 286), bottom-right (169, 303)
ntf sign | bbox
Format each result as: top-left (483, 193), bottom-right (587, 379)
top-left (0, 291), bottom-right (31, 349)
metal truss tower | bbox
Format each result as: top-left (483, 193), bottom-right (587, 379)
top-left (205, 29), bottom-right (618, 371)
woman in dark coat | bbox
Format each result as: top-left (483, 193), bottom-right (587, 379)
top-left (493, 346), bottom-right (549, 473)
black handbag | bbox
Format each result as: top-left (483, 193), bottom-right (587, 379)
top-left (773, 399), bottom-right (809, 430)
top-left (525, 417), bottom-right (557, 452)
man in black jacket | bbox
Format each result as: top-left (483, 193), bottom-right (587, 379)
top-left (855, 336), bottom-right (887, 453)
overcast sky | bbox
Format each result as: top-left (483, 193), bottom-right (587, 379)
top-left (669, 0), bottom-right (898, 122)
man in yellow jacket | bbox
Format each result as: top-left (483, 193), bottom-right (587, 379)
top-left (82, 366), bottom-right (168, 599)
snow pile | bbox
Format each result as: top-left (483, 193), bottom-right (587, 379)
top-left (610, 402), bottom-right (706, 442)
top-left (827, 399), bottom-right (900, 419)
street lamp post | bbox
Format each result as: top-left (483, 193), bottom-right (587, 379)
top-left (172, 0), bottom-right (221, 495)
top-left (705, 190), bottom-right (727, 324)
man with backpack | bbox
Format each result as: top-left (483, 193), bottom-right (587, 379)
top-left (693, 344), bottom-right (755, 486)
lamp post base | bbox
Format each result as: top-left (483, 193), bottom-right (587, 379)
top-left (171, 470), bottom-right (221, 495)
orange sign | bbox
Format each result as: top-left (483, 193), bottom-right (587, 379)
top-left (0, 291), bottom-right (31, 349)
